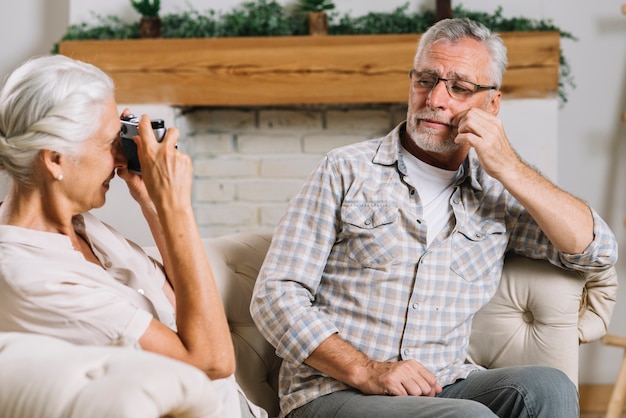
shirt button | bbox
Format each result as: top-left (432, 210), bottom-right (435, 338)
top-left (412, 303), bottom-right (419, 309)
top-left (453, 198), bottom-right (460, 204)
top-left (104, 261), bottom-right (112, 268)
top-left (364, 219), bottom-right (372, 226)
top-left (404, 348), bottom-right (411, 356)
top-left (137, 288), bottom-right (145, 295)
top-left (410, 189), bottom-right (416, 196)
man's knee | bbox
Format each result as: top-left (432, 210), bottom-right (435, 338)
top-left (516, 366), bottom-right (577, 396)
top-left (499, 366), bottom-right (579, 417)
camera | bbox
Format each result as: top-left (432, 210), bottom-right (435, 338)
top-left (120, 114), bottom-right (166, 173)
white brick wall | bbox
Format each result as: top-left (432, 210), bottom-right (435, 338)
top-left (177, 104), bottom-right (408, 237)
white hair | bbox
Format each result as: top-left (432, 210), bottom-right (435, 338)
top-left (415, 18), bottom-right (508, 88)
top-left (0, 55), bottom-right (114, 185)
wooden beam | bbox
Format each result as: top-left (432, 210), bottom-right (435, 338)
top-left (59, 32), bottom-right (560, 106)
top-left (436, 0), bottom-right (453, 21)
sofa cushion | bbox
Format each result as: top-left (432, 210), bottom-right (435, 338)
top-left (145, 230), bottom-right (281, 417)
top-left (201, 231), bottom-right (281, 418)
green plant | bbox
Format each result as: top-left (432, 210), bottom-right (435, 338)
top-left (130, 0), bottom-right (160, 17)
top-left (217, 0), bottom-right (305, 37)
top-left (161, 10), bottom-right (218, 38)
top-left (330, 4), bottom-right (434, 34)
top-left (296, 0), bottom-right (336, 13)
top-left (59, 15), bottom-right (140, 41)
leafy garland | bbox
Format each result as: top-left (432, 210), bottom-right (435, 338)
top-left (54, 1), bottom-right (576, 104)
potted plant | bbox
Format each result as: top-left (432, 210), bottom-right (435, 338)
top-left (131, 0), bottom-right (161, 38)
top-left (296, 0), bottom-right (335, 36)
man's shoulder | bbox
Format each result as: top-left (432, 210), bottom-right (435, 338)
top-left (327, 137), bottom-right (385, 158)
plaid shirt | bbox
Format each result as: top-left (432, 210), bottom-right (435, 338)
top-left (251, 122), bottom-right (617, 417)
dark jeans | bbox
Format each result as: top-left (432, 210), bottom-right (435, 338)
top-left (287, 366), bottom-right (579, 418)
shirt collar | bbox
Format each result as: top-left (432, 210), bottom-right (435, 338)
top-left (458, 151), bottom-right (485, 193)
top-left (374, 121), bottom-right (483, 193)
top-left (372, 122), bottom-right (404, 167)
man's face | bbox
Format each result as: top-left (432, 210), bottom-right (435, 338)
top-left (406, 37), bottom-right (501, 165)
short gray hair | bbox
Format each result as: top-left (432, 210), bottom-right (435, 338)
top-left (0, 55), bottom-right (114, 185)
top-left (414, 18), bottom-right (508, 88)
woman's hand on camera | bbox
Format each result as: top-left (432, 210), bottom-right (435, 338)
top-left (115, 109), bottom-right (153, 209)
top-left (134, 114), bottom-right (193, 210)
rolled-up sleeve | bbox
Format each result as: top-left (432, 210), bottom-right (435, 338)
top-left (251, 156), bottom-right (342, 363)
top-left (559, 207), bottom-right (618, 270)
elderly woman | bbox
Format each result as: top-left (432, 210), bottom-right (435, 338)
top-left (0, 55), bottom-right (265, 418)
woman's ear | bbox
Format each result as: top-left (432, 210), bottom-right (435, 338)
top-left (40, 149), bottom-right (63, 181)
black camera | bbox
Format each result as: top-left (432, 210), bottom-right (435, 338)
top-left (120, 114), bottom-right (166, 173)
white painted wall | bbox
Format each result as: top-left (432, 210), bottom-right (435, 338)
top-left (0, 0), bottom-right (624, 384)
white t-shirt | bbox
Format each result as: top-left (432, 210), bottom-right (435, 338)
top-left (401, 147), bottom-right (463, 246)
top-left (0, 211), bottom-right (265, 418)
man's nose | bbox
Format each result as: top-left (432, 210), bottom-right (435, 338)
top-left (426, 79), bottom-right (450, 109)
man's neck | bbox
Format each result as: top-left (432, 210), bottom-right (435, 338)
top-left (400, 128), bottom-right (466, 171)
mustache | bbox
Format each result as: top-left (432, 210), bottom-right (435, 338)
top-left (413, 111), bottom-right (455, 127)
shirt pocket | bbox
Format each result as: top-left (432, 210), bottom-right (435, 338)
top-left (340, 203), bottom-right (398, 269)
top-left (450, 220), bottom-right (507, 283)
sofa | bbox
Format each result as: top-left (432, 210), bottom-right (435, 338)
top-left (0, 230), bottom-right (618, 418)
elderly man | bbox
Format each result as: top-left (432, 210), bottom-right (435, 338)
top-left (251, 17), bottom-right (617, 418)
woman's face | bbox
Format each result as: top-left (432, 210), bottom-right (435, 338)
top-left (62, 97), bottom-right (125, 213)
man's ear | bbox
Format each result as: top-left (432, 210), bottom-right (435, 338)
top-left (488, 90), bottom-right (502, 116)
top-left (40, 149), bottom-right (63, 180)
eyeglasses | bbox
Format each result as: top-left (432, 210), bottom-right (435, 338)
top-left (408, 69), bottom-right (497, 100)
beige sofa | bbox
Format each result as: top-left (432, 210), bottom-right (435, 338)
top-left (0, 231), bottom-right (618, 418)
top-left (203, 231), bottom-right (618, 417)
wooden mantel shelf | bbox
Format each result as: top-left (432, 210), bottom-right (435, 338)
top-left (59, 32), bottom-right (560, 106)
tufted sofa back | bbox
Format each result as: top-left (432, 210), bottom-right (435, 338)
top-left (199, 231), bottom-right (281, 416)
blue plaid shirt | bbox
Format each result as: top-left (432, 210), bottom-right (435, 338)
top-left (250, 122), bottom-right (618, 417)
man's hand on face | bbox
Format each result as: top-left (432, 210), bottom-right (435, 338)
top-left (452, 108), bottom-right (523, 181)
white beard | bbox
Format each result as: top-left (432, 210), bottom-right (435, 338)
top-left (405, 114), bottom-right (460, 155)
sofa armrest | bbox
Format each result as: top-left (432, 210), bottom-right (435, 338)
top-left (578, 265), bottom-right (618, 343)
top-left (467, 254), bottom-right (618, 387)
top-left (0, 332), bottom-right (223, 418)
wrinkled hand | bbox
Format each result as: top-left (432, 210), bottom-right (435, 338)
top-left (359, 359), bottom-right (442, 397)
top-left (452, 108), bottom-right (522, 180)
top-left (132, 114), bottom-right (192, 210)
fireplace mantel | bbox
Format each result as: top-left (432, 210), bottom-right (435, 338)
top-left (59, 32), bottom-right (560, 106)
